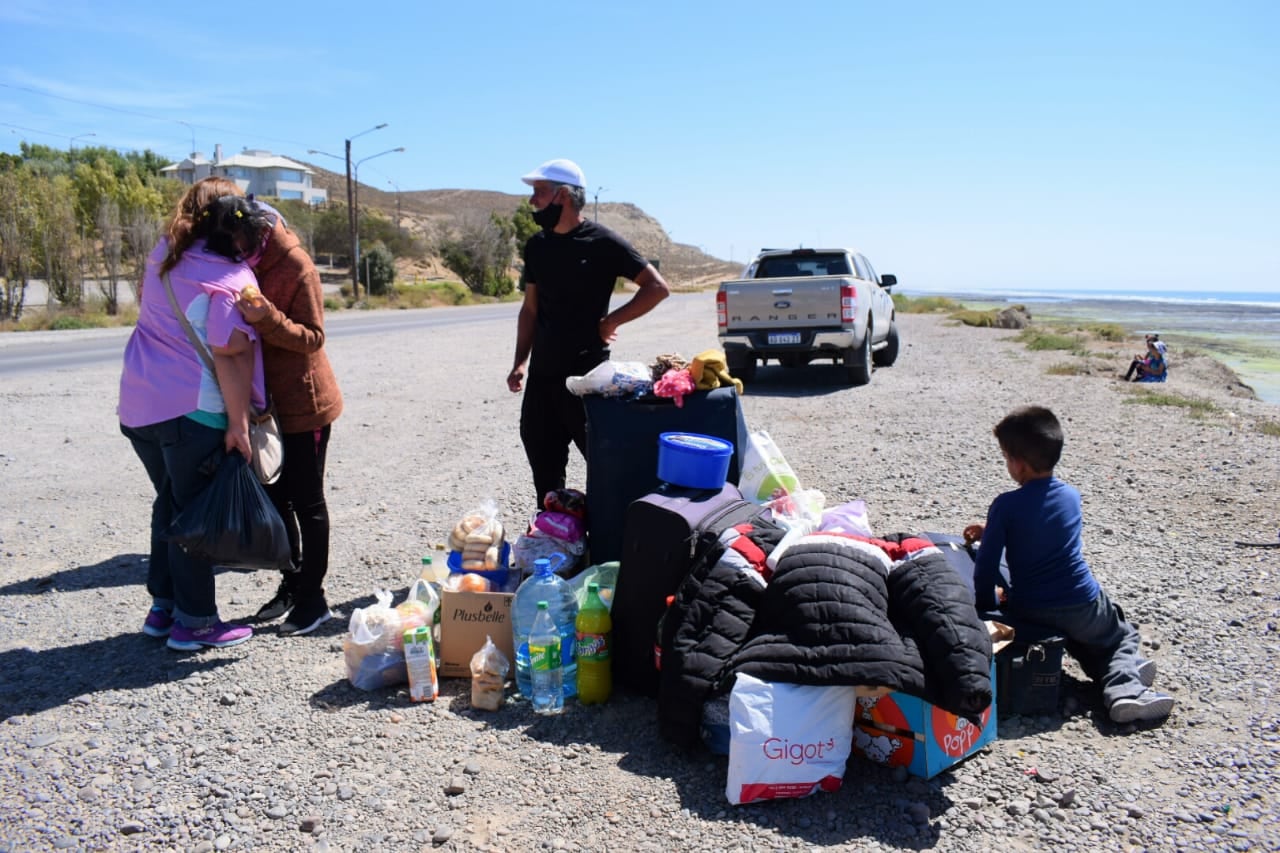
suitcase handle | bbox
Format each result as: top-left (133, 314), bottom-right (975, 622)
top-left (1026, 643), bottom-right (1047, 663)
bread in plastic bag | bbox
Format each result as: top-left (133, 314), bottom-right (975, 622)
top-left (447, 498), bottom-right (507, 571)
top-left (344, 590), bottom-right (407, 691)
top-left (470, 635), bottom-right (510, 711)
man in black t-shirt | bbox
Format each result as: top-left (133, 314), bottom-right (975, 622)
top-left (507, 158), bottom-right (670, 509)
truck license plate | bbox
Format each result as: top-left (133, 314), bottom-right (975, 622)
top-left (767, 332), bottom-right (802, 345)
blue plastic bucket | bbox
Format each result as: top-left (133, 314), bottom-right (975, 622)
top-left (657, 432), bottom-right (733, 489)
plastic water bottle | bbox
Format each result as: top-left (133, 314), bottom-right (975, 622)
top-left (576, 582), bottom-right (612, 704)
top-left (511, 555), bottom-right (578, 699)
top-left (529, 602), bottom-right (564, 715)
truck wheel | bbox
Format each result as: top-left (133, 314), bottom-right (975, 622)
top-left (873, 322), bottom-right (900, 367)
top-left (844, 335), bottom-right (872, 386)
top-left (727, 352), bottom-right (756, 383)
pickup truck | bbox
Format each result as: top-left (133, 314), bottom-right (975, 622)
top-left (716, 248), bottom-right (899, 385)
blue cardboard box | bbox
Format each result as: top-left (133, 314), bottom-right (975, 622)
top-left (850, 624), bottom-right (1008, 779)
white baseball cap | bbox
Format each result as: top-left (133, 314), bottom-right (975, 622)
top-left (521, 158), bottom-right (586, 188)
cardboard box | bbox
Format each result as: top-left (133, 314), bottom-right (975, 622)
top-left (437, 588), bottom-right (515, 679)
top-left (850, 622), bottom-right (1010, 779)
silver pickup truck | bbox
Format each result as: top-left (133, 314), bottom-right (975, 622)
top-left (716, 248), bottom-right (899, 385)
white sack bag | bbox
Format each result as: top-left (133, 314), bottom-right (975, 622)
top-left (738, 430), bottom-right (801, 504)
top-left (726, 674), bottom-right (856, 805)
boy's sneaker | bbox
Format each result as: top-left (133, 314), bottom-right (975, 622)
top-left (279, 594), bottom-right (333, 637)
top-left (142, 607), bottom-right (174, 638)
top-left (1137, 659), bottom-right (1157, 687)
top-left (1109, 689), bottom-right (1175, 724)
top-left (167, 621), bottom-right (253, 651)
top-left (255, 582), bottom-right (295, 621)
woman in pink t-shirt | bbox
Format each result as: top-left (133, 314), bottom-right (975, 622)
top-left (119, 186), bottom-right (273, 651)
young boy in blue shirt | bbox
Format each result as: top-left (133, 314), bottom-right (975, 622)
top-left (965, 406), bottom-right (1174, 724)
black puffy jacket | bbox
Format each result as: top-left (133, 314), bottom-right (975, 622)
top-left (659, 532), bottom-right (992, 748)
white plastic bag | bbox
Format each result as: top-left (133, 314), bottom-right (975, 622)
top-left (820, 499), bottom-right (873, 537)
top-left (565, 361), bottom-right (654, 398)
top-left (763, 489), bottom-right (826, 573)
top-left (726, 674), bottom-right (856, 805)
top-left (738, 430), bottom-right (801, 504)
top-left (344, 590), bottom-right (407, 691)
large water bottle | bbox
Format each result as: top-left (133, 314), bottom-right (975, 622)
top-left (511, 555), bottom-right (578, 699)
top-left (528, 601), bottom-right (564, 715)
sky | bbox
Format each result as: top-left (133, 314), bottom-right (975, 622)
top-left (2, 1), bottom-right (1277, 294)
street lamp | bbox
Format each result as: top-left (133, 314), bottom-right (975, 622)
top-left (342, 123), bottom-right (388, 301)
top-left (177, 121), bottom-right (196, 157)
top-left (69, 132), bottom-right (96, 164)
top-left (351, 146), bottom-right (405, 284)
top-left (593, 186), bottom-right (608, 222)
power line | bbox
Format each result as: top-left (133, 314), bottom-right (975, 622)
top-left (0, 82), bottom-right (325, 155)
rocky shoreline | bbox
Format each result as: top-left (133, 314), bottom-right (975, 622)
top-left (1, 297), bottom-right (1278, 852)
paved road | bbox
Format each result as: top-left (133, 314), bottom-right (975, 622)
top-left (0, 294), bottom-right (703, 377)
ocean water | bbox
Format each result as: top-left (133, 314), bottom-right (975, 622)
top-left (905, 288), bottom-right (1280, 405)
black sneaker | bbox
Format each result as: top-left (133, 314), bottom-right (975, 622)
top-left (255, 582), bottom-right (294, 621)
top-left (279, 594), bottom-right (333, 637)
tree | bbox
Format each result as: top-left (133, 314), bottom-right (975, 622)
top-left (512, 200), bottom-right (538, 288)
top-left (97, 197), bottom-right (123, 315)
top-left (37, 174), bottom-right (84, 309)
top-left (122, 205), bottom-right (160, 304)
top-left (438, 211), bottom-right (516, 297)
top-left (358, 241), bottom-right (396, 296)
top-left (0, 169), bottom-right (37, 320)
top-left (311, 204), bottom-right (350, 263)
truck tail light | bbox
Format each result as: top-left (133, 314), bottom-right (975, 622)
top-left (716, 290), bottom-right (727, 328)
top-left (840, 284), bottom-right (857, 323)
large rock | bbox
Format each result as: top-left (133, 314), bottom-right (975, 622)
top-left (994, 305), bottom-right (1032, 329)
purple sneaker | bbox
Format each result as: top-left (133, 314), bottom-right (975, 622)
top-left (166, 621), bottom-right (253, 651)
top-left (142, 607), bottom-right (174, 638)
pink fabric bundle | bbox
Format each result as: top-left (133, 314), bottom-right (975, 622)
top-left (654, 368), bottom-right (696, 407)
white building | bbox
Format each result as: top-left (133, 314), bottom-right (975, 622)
top-left (160, 144), bottom-right (328, 205)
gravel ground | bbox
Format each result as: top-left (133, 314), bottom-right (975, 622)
top-left (2, 294), bottom-right (1279, 852)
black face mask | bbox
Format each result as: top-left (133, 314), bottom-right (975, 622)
top-left (532, 191), bottom-right (563, 231)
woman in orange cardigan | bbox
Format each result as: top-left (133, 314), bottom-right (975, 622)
top-left (237, 207), bottom-right (344, 636)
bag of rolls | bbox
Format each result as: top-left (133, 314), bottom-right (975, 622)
top-left (470, 635), bottom-right (510, 711)
top-left (447, 498), bottom-right (507, 572)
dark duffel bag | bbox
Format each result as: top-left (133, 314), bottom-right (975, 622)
top-left (997, 628), bottom-right (1066, 716)
top-left (613, 482), bottom-right (766, 696)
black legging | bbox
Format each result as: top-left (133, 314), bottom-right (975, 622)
top-left (519, 374), bottom-right (588, 512)
top-left (266, 424), bottom-right (332, 597)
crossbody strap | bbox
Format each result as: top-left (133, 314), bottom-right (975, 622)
top-left (161, 272), bottom-right (218, 377)
top-left (161, 272), bottom-right (274, 418)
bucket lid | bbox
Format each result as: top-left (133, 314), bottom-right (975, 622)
top-left (658, 432), bottom-right (734, 455)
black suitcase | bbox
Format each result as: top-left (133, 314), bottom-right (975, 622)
top-left (584, 388), bottom-right (749, 564)
top-left (613, 482), bottom-right (765, 696)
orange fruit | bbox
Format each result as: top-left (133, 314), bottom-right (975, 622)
top-left (457, 573), bottom-right (490, 593)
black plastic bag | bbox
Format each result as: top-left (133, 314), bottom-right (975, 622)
top-left (167, 451), bottom-right (295, 572)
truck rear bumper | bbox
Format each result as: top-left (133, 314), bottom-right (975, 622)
top-left (720, 329), bottom-right (857, 354)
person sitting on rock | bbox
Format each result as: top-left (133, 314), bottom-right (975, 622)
top-left (1123, 337), bottom-right (1166, 382)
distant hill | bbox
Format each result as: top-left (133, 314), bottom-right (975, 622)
top-left (303, 163), bottom-right (740, 288)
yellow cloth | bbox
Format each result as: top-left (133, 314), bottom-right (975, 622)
top-left (689, 349), bottom-right (744, 395)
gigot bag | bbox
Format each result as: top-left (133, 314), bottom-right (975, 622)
top-left (162, 274), bottom-right (283, 485)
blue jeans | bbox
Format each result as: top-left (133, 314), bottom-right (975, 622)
top-left (1007, 588), bottom-right (1148, 708)
top-left (121, 417), bottom-right (225, 629)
